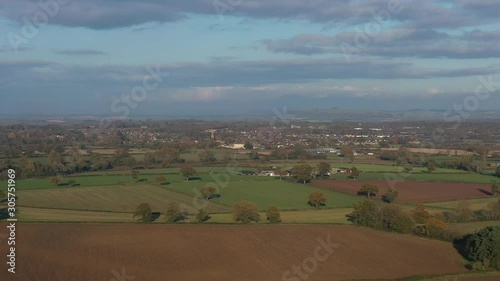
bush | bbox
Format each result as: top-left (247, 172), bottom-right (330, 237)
top-left (382, 189), bottom-right (399, 203)
top-left (233, 201), bottom-right (260, 223)
top-left (266, 206), bottom-right (281, 224)
top-left (466, 226), bottom-right (500, 270)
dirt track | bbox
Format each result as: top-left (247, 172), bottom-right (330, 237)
top-left (311, 180), bottom-right (494, 204)
top-left (0, 224), bottom-right (468, 281)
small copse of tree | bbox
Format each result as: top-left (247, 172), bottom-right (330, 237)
top-left (266, 206), bottom-right (281, 224)
top-left (133, 202), bottom-right (152, 223)
top-left (308, 192), bottom-right (327, 208)
top-left (233, 200), bottom-right (260, 223)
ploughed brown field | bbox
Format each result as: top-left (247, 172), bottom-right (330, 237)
top-left (0, 224), bottom-right (468, 281)
top-left (311, 180), bottom-right (493, 204)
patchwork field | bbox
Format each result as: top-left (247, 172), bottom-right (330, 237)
top-left (16, 185), bottom-right (231, 213)
top-left (311, 179), bottom-right (495, 204)
top-left (0, 224), bottom-right (469, 281)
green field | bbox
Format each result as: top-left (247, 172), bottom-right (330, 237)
top-left (165, 180), bottom-right (361, 211)
top-left (447, 221), bottom-right (500, 235)
top-left (425, 197), bottom-right (499, 211)
top-left (16, 184), bottom-right (230, 213)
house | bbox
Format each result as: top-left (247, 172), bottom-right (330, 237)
top-left (332, 168), bottom-right (352, 174)
top-left (305, 148), bottom-right (338, 154)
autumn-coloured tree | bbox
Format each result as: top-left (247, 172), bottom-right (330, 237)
top-left (155, 175), bottom-right (167, 184)
top-left (180, 166), bottom-right (197, 181)
top-left (165, 202), bottom-right (185, 223)
top-left (487, 199), bottom-right (500, 220)
top-left (50, 176), bottom-right (63, 186)
top-left (308, 192), bottom-right (327, 208)
top-left (133, 203), bottom-right (152, 223)
top-left (233, 201), bottom-right (260, 223)
top-left (196, 209), bottom-right (210, 223)
top-left (491, 182), bottom-right (500, 196)
top-left (266, 206), bottom-right (281, 224)
top-left (411, 204), bottom-right (431, 223)
top-left (200, 186), bottom-right (217, 200)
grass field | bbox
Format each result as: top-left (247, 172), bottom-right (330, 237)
top-left (425, 197), bottom-right (500, 211)
top-left (16, 184), bottom-right (231, 213)
top-left (166, 180), bottom-right (361, 210)
top-left (447, 221), bottom-right (500, 235)
top-left (13, 205), bottom-right (354, 224)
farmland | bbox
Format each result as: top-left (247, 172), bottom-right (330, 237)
top-left (311, 179), bottom-right (496, 204)
top-left (0, 223), bottom-right (471, 281)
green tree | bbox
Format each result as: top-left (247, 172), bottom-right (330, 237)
top-left (350, 167), bottom-right (360, 179)
top-left (248, 150), bottom-right (260, 160)
top-left (266, 206), bottom-right (281, 224)
top-left (180, 166), bottom-right (197, 181)
top-left (233, 201), bottom-right (260, 223)
top-left (292, 164), bottom-right (313, 184)
top-left (426, 161), bottom-right (437, 173)
top-left (403, 164), bottom-right (413, 173)
top-left (379, 204), bottom-right (414, 234)
top-left (347, 199), bottom-right (380, 228)
top-left (382, 189), bottom-right (399, 203)
top-left (358, 183), bottom-right (379, 198)
top-left (196, 209), bottom-right (210, 223)
top-left (316, 162), bottom-right (331, 177)
top-left (131, 170), bottom-right (139, 182)
top-left (244, 141), bottom-right (254, 150)
top-left (165, 202), bottom-right (185, 223)
top-left (133, 203), bottom-right (152, 223)
top-left (411, 204), bottom-right (431, 223)
top-left (466, 226), bottom-right (500, 270)
top-left (308, 192), bottom-right (327, 208)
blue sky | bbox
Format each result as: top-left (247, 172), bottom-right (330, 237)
top-left (0, 0), bottom-right (499, 117)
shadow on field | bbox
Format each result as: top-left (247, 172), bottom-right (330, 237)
top-left (0, 207), bottom-right (9, 220)
top-left (188, 177), bottom-right (203, 181)
top-left (477, 188), bottom-right (493, 196)
top-left (453, 234), bottom-right (474, 270)
top-left (151, 212), bottom-right (161, 222)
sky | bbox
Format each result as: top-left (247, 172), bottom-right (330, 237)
top-left (0, 0), bottom-right (499, 117)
